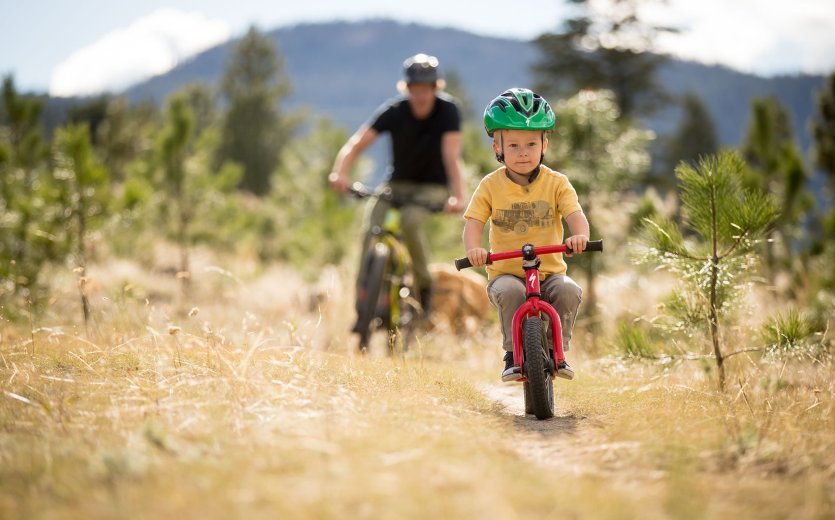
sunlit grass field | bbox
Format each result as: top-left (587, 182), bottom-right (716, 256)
top-left (1, 252), bottom-right (833, 519)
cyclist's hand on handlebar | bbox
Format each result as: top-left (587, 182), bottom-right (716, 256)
top-left (564, 234), bottom-right (589, 257)
top-left (466, 247), bottom-right (489, 267)
top-left (328, 171), bottom-right (350, 194)
top-left (444, 196), bottom-right (466, 213)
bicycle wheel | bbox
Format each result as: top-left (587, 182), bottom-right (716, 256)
top-left (523, 316), bottom-right (554, 419)
top-left (523, 382), bottom-right (534, 415)
top-left (356, 245), bottom-right (390, 352)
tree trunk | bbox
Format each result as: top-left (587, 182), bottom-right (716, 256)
top-left (709, 255), bottom-right (725, 392)
top-left (77, 209), bottom-right (91, 337)
top-left (177, 200), bottom-right (190, 295)
top-left (708, 181), bottom-right (725, 391)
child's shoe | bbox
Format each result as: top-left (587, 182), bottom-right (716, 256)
top-left (556, 360), bottom-right (574, 380)
top-left (501, 351), bottom-right (522, 382)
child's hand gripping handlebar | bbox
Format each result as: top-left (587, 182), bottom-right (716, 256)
top-left (454, 240), bottom-right (604, 271)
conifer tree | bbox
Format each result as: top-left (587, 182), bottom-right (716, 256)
top-left (54, 123), bottom-right (109, 331)
top-left (0, 75), bottom-right (54, 303)
top-left (742, 96), bottom-right (811, 293)
top-left (640, 151), bottom-right (778, 391)
top-left (533, 0), bottom-right (675, 120)
top-left (217, 27), bottom-right (291, 195)
top-left (660, 93), bottom-right (718, 183)
top-left (158, 94), bottom-right (194, 293)
top-left (811, 73), bottom-right (835, 243)
top-left (548, 90), bottom-right (653, 333)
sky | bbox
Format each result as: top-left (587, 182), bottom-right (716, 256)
top-left (1, 0), bottom-right (834, 97)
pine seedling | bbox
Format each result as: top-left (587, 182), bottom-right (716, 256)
top-left (640, 151), bottom-right (779, 391)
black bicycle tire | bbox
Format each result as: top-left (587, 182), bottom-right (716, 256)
top-left (523, 316), bottom-right (554, 419)
top-left (356, 245), bottom-right (390, 351)
top-left (523, 382), bottom-right (534, 415)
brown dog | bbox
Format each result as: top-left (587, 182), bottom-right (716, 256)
top-left (428, 263), bottom-right (492, 335)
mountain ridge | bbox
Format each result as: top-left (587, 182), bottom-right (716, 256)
top-left (121, 19), bottom-right (825, 156)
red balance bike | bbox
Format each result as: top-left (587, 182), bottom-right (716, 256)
top-left (455, 240), bottom-right (603, 419)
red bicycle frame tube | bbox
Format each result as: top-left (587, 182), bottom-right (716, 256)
top-left (495, 245), bottom-right (571, 381)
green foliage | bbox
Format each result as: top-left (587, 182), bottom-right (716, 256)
top-left (53, 123), bottom-right (110, 264)
top-left (96, 98), bottom-right (159, 182)
top-left (676, 154), bottom-right (776, 254)
top-left (809, 74), bottom-right (835, 293)
top-left (546, 90), bottom-right (654, 324)
top-left (741, 97), bottom-right (811, 233)
top-left (614, 319), bottom-right (657, 358)
top-left (270, 117), bottom-right (358, 274)
top-left (659, 93), bottom-right (718, 181)
top-left (217, 27), bottom-right (292, 195)
top-left (640, 151), bottom-right (779, 389)
top-left (812, 74), bottom-right (835, 189)
top-left (533, 0), bottom-right (674, 120)
top-left (0, 75), bottom-right (60, 303)
top-left (761, 307), bottom-right (830, 361)
top-left (548, 90), bottom-right (653, 194)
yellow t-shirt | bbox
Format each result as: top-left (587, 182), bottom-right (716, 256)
top-left (464, 165), bottom-right (582, 280)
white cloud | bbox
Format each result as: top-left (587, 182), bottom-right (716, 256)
top-left (49, 9), bottom-right (230, 97)
top-left (642, 0), bottom-right (835, 76)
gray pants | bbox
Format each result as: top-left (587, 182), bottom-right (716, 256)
top-left (359, 181), bottom-right (449, 291)
top-left (487, 274), bottom-right (583, 352)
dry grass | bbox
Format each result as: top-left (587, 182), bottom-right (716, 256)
top-left (1, 255), bottom-right (833, 519)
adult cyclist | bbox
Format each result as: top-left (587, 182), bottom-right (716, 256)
top-left (328, 53), bottom-right (467, 327)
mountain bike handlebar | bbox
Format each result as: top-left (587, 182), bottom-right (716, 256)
top-left (348, 182), bottom-right (446, 212)
top-left (454, 240), bottom-right (604, 271)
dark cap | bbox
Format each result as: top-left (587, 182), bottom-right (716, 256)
top-left (402, 53), bottom-right (440, 85)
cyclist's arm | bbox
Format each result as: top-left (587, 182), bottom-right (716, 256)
top-left (329, 125), bottom-right (379, 193)
top-left (564, 210), bottom-right (590, 255)
top-left (463, 217), bottom-right (488, 267)
top-left (442, 131), bottom-right (466, 212)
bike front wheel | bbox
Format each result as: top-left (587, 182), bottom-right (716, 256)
top-left (522, 316), bottom-right (554, 419)
top-left (356, 244), bottom-right (390, 352)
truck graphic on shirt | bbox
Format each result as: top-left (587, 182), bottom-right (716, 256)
top-left (493, 200), bottom-right (555, 234)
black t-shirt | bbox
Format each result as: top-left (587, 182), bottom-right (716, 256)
top-left (370, 93), bottom-right (461, 185)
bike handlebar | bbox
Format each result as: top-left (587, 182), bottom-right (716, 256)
top-left (348, 182), bottom-right (446, 212)
top-left (454, 240), bottom-right (604, 271)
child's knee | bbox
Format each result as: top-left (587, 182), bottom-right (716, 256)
top-left (487, 276), bottom-right (525, 306)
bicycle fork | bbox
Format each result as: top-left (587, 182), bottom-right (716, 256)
top-left (510, 257), bottom-right (565, 380)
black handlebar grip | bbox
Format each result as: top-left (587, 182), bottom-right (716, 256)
top-left (454, 257), bottom-right (473, 271)
top-left (586, 239), bottom-right (604, 252)
top-left (565, 239), bottom-right (604, 255)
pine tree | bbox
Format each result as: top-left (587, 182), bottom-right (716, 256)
top-left (741, 96), bottom-right (812, 295)
top-left (0, 75), bottom-right (55, 304)
top-left (53, 123), bottom-right (109, 331)
top-left (158, 94), bottom-right (195, 294)
top-left (548, 90), bottom-right (653, 335)
top-left (660, 93), bottom-right (718, 183)
top-left (533, 0), bottom-right (675, 120)
top-left (217, 27), bottom-right (291, 195)
top-left (811, 73), bottom-right (835, 243)
top-left (640, 151), bottom-right (778, 391)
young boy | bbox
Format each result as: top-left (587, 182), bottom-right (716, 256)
top-left (462, 88), bottom-right (590, 382)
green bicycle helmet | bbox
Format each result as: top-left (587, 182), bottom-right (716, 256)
top-left (483, 88), bottom-right (555, 137)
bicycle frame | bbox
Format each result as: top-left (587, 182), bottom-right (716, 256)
top-left (350, 183), bottom-right (444, 352)
top-left (455, 241), bottom-right (603, 378)
top-left (511, 267), bottom-right (563, 381)
top-left (493, 244), bottom-right (569, 380)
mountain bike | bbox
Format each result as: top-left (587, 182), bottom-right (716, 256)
top-left (455, 240), bottom-right (603, 419)
top-left (350, 182), bottom-right (445, 354)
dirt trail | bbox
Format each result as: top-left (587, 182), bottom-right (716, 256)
top-left (481, 383), bottom-right (648, 481)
